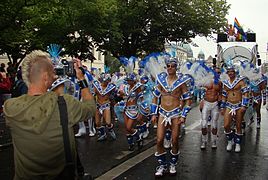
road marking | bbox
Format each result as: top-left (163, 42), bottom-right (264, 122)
top-left (114, 137), bottom-right (156, 160)
top-left (185, 119), bottom-right (200, 131)
top-left (96, 145), bottom-right (156, 180)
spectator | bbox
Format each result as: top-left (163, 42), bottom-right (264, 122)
top-left (4, 50), bottom-right (96, 179)
top-left (0, 70), bottom-right (11, 114)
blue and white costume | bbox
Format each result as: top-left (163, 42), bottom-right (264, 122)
top-left (221, 76), bottom-right (250, 115)
top-left (93, 79), bottom-right (116, 114)
top-left (151, 72), bottom-right (192, 126)
top-left (123, 82), bottom-right (143, 119)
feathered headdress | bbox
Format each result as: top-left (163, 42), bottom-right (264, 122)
top-left (119, 56), bottom-right (137, 74)
top-left (139, 52), bottom-right (167, 79)
top-left (183, 61), bottom-right (218, 87)
top-left (239, 61), bottom-right (262, 81)
top-left (47, 44), bottom-right (62, 65)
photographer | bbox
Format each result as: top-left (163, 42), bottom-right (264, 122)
top-left (3, 50), bottom-right (96, 180)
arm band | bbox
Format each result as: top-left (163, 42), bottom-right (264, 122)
top-left (222, 90), bottom-right (227, 97)
top-left (78, 79), bottom-right (88, 89)
top-left (181, 91), bottom-right (191, 100)
top-left (241, 86), bottom-right (249, 94)
top-left (181, 106), bottom-right (191, 118)
top-left (241, 97), bottom-right (250, 107)
top-left (152, 87), bottom-right (161, 98)
top-left (150, 103), bottom-right (159, 115)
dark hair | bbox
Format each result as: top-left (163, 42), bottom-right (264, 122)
top-left (0, 66), bottom-right (5, 72)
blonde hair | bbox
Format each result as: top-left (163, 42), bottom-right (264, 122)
top-left (21, 50), bottom-right (51, 86)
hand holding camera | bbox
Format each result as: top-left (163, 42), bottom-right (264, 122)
top-left (73, 59), bottom-right (85, 80)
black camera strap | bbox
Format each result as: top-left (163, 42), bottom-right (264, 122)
top-left (57, 96), bottom-right (75, 168)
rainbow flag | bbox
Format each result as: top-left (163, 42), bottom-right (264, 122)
top-left (234, 18), bottom-right (247, 41)
top-left (236, 32), bottom-right (243, 41)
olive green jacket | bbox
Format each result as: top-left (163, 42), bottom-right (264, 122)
top-left (4, 92), bottom-right (96, 180)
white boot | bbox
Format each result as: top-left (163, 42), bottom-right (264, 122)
top-left (88, 118), bottom-right (96, 137)
top-left (211, 134), bottom-right (217, 149)
top-left (200, 134), bottom-right (207, 150)
top-left (226, 140), bottom-right (234, 152)
top-left (155, 165), bottom-right (167, 177)
top-left (235, 143), bottom-right (241, 153)
top-left (75, 122), bottom-right (86, 137)
top-left (169, 164), bottom-right (176, 175)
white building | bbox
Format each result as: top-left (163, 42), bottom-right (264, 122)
top-left (82, 46), bottom-right (105, 72)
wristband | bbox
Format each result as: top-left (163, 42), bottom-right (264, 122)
top-left (150, 104), bottom-right (159, 115)
top-left (241, 97), bottom-right (249, 107)
top-left (78, 79), bottom-right (88, 89)
top-left (181, 106), bottom-right (191, 118)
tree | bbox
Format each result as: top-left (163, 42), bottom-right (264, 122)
top-left (0, 0), bottom-right (98, 66)
top-left (82, 0), bottom-right (230, 58)
top-left (105, 53), bottom-right (121, 73)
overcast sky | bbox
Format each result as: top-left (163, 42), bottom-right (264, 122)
top-left (192, 0), bottom-right (268, 62)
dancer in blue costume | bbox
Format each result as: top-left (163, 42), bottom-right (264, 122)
top-left (118, 56), bottom-right (144, 151)
top-left (92, 73), bottom-right (117, 141)
top-left (220, 62), bottom-right (250, 153)
top-left (151, 57), bottom-right (192, 177)
top-left (239, 62), bottom-right (267, 129)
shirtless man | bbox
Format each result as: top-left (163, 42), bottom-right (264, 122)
top-left (200, 68), bottom-right (222, 149)
top-left (250, 72), bottom-right (267, 128)
top-left (151, 58), bottom-right (192, 177)
top-left (221, 66), bottom-right (249, 152)
top-left (93, 73), bottom-right (117, 141)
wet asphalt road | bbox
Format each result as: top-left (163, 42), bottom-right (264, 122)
top-left (1, 104), bottom-right (268, 180)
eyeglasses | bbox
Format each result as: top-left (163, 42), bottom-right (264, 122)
top-left (167, 64), bottom-right (177, 68)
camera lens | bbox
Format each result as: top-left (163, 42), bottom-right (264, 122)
top-left (61, 59), bottom-right (68, 65)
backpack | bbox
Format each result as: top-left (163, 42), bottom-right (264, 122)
top-left (11, 80), bottom-right (27, 98)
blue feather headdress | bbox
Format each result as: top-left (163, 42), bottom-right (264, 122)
top-left (139, 53), bottom-right (167, 79)
top-left (47, 44), bottom-right (62, 65)
top-left (183, 61), bottom-right (218, 87)
top-left (119, 56), bottom-right (137, 74)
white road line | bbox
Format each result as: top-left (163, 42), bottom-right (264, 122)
top-left (96, 146), bottom-right (156, 180)
top-left (185, 120), bottom-right (200, 131)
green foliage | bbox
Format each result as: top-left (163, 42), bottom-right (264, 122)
top-left (0, 0), bottom-right (229, 67)
top-left (104, 52), bottom-right (121, 73)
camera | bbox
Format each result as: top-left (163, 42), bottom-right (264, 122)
top-left (54, 59), bottom-right (76, 77)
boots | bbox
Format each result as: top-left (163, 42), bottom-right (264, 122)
top-left (141, 123), bottom-right (149, 139)
top-left (96, 126), bottom-right (107, 141)
top-left (200, 134), bottom-right (207, 150)
top-left (234, 133), bottom-right (242, 153)
top-left (132, 129), bottom-right (143, 149)
top-left (88, 118), bottom-right (96, 137)
top-left (225, 131), bottom-right (234, 152)
top-left (211, 134), bottom-right (217, 149)
top-left (155, 152), bottom-right (167, 177)
top-left (126, 134), bottom-right (134, 151)
top-left (75, 122), bottom-right (86, 137)
top-left (169, 150), bottom-right (180, 175)
top-left (126, 130), bottom-right (143, 151)
top-left (107, 124), bottom-right (116, 140)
